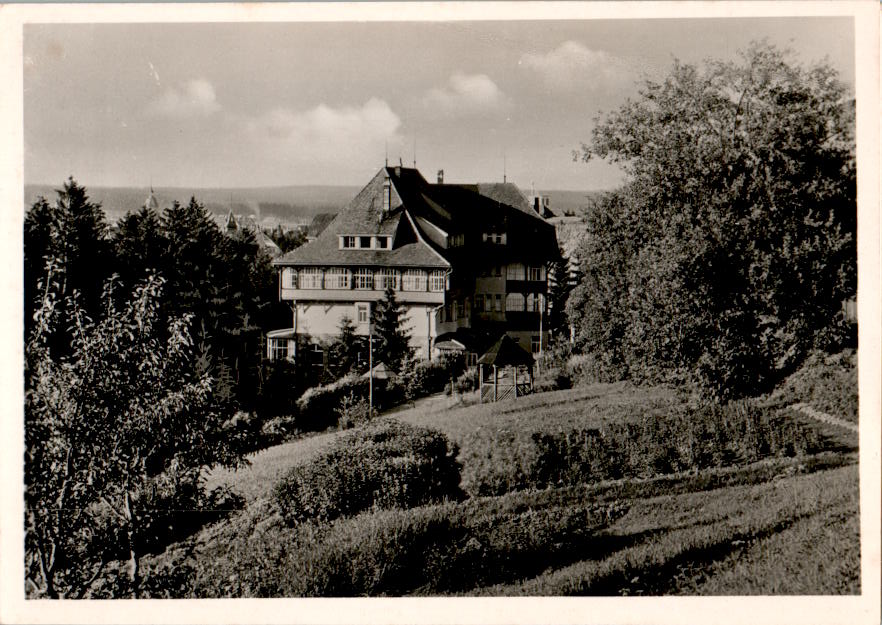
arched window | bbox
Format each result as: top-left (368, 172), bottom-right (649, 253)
top-left (505, 293), bottom-right (525, 312)
top-left (526, 293), bottom-right (544, 312)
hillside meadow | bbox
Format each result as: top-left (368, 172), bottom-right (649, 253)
top-left (186, 375), bottom-right (858, 597)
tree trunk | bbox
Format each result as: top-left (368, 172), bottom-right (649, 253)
top-left (123, 490), bottom-right (139, 598)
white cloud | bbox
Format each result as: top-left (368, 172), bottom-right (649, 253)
top-left (423, 72), bottom-right (508, 115)
top-left (148, 78), bottom-right (221, 117)
top-left (244, 97), bottom-right (401, 166)
top-left (520, 41), bottom-right (632, 92)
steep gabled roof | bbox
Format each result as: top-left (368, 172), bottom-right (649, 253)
top-left (307, 212), bottom-right (338, 239)
top-left (273, 168), bottom-right (448, 268)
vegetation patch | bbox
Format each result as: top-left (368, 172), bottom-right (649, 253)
top-left (273, 419), bottom-right (463, 525)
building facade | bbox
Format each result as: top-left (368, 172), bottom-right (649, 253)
top-left (268, 166), bottom-right (559, 362)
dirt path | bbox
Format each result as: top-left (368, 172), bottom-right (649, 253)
top-left (788, 403), bottom-right (859, 434)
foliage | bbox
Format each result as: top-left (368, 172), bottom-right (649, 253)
top-left (24, 272), bottom-right (247, 598)
top-left (400, 353), bottom-right (466, 400)
top-left (767, 348), bottom-right (858, 423)
top-left (265, 224), bottom-right (306, 253)
top-left (371, 286), bottom-right (412, 372)
top-left (328, 315), bottom-right (366, 376)
top-left (273, 419), bottom-right (463, 525)
top-left (452, 368), bottom-right (479, 395)
top-left (547, 246), bottom-right (573, 340)
top-left (571, 43), bottom-right (855, 399)
top-left (24, 178), bottom-right (112, 342)
top-left (335, 394), bottom-right (377, 430)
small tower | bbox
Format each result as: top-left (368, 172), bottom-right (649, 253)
top-left (144, 186), bottom-right (160, 211)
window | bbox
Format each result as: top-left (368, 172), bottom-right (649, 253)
top-left (324, 267), bottom-right (350, 289)
top-left (268, 338), bottom-right (289, 361)
top-left (429, 270), bottom-right (446, 292)
top-left (353, 268), bottom-right (374, 290)
top-left (282, 268), bottom-right (297, 289)
top-left (402, 269), bottom-right (427, 291)
top-left (474, 295), bottom-right (484, 312)
top-left (531, 335), bottom-right (541, 354)
top-left (506, 263), bottom-right (525, 281)
top-left (375, 268), bottom-right (399, 290)
top-left (340, 236), bottom-right (356, 249)
top-left (449, 233), bottom-right (465, 247)
top-left (494, 294), bottom-right (502, 312)
top-left (356, 303), bottom-right (370, 324)
top-left (360, 236), bottom-right (372, 249)
top-left (528, 266), bottom-right (544, 281)
top-left (527, 293), bottom-right (544, 312)
top-left (485, 295), bottom-right (493, 312)
top-left (300, 267), bottom-right (323, 289)
top-left (375, 236), bottom-right (391, 249)
top-left (456, 300), bottom-right (465, 319)
top-left (493, 265), bottom-right (502, 277)
top-left (506, 293), bottom-right (525, 312)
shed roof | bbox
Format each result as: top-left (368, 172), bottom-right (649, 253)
top-left (477, 334), bottom-right (535, 367)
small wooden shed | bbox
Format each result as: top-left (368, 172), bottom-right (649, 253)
top-left (477, 335), bottom-right (535, 402)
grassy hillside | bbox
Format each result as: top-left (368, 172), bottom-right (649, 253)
top-left (189, 378), bottom-right (859, 597)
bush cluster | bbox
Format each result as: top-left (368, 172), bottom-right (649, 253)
top-left (190, 488), bottom-right (625, 597)
top-left (769, 349), bottom-right (857, 423)
top-left (273, 419), bottom-right (463, 525)
top-left (400, 353), bottom-right (466, 399)
top-left (467, 401), bottom-right (822, 495)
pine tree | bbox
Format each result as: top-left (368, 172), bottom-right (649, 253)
top-left (548, 248), bottom-right (573, 340)
top-left (330, 314), bottom-right (363, 376)
top-left (371, 287), bottom-right (412, 372)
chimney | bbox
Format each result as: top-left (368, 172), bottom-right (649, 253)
top-left (382, 173), bottom-right (391, 213)
top-left (437, 169), bottom-right (444, 184)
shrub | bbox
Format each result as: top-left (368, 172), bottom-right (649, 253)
top-left (273, 419), bottom-right (463, 525)
top-left (336, 394), bottom-right (377, 430)
top-left (401, 354), bottom-right (466, 400)
top-left (533, 368), bottom-right (573, 393)
top-left (768, 349), bottom-right (857, 423)
top-left (452, 368), bottom-right (479, 395)
top-left (466, 400), bottom-right (823, 495)
top-left (190, 488), bottom-right (625, 597)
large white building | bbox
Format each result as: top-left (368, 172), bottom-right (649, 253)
top-left (267, 165), bottom-right (559, 362)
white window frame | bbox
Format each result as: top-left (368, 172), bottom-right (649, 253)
top-left (375, 236), bottom-right (391, 249)
top-left (506, 293), bottom-right (525, 312)
top-left (267, 338), bottom-right (289, 361)
top-left (353, 268), bottom-right (374, 290)
top-left (375, 268), bottom-right (399, 291)
top-left (356, 303), bottom-right (370, 324)
top-left (428, 270), bottom-right (446, 292)
top-left (282, 268), bottom-right (297, 289)
top-left (402, 269), bottom-right (427, 291)
top-left (300, 267), bottom-right (323, 289)
top-left (324, 267), bottom-right (350, 290)
top-left (528, 266), bottom-right (545, 281)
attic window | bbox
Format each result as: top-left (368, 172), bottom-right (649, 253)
top-left (359, 236), bottom-right (372, 249)
top-left (375, 236), bottom-right (391, 249)
top-left (340, 236), bottom-right (356, 249)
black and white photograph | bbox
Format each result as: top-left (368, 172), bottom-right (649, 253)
top-left (0, 2), bottom-right (879, 623)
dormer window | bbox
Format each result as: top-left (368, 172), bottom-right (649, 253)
top-left (376, 236), bottom-right (391, 249)
top-left (341, 236), bottom-right (356, 249)
top-left (359, 236), bottom-right (372, 249)
top-left (340, 234), bottom-right (393, 250)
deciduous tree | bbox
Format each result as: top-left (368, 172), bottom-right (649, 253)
top-left (572, 42), bottom-right (855, 398)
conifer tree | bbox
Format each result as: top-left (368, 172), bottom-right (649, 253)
top-left (371, 286), bottom-right (412, 372)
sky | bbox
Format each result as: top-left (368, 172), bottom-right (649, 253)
top-left (23, 17), bottom-right (854, 191)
